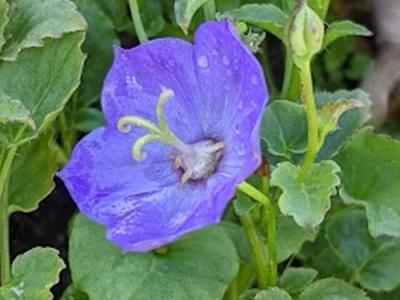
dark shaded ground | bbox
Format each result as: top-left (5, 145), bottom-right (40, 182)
top-left (10, 179), bottom-right (76, 298)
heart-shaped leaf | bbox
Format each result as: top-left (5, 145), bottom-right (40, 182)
top-left (336, 130), bottom-right (400, 238)
top-left (326, 210), bottom-right (400, 292)
top-left (69, 215), bottom-right (240, 300)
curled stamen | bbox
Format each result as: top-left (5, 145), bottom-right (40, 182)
top-left (118, 88), bottom-right (185, 161)
top-left (132, 134), bottom-right (161, 161)
top-left (157, 89), bottom-right (174, 131)
top-left (117, 116), bottom-right (161, 135)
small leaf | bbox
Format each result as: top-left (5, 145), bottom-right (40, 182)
top-left (316, 89), bottom-right (371, 160)
top-left (0, 247), bottom-right (65, 300)
top-left (299, 278), bottom-right (370, 300)
top-left (336, 130), bottom-right (400, 237)
top-left (255, 287), bottom-right (293, 300)
top-left (1, 0), bottom-right (86, 61)
top-left (261, 100), bottom-right (308, 160)
top-left (222, 4), bottom-right (288, 40)
top-left (326, 210), bottom-right (400, 292)
top-left (175, 0), bottom-right (209, 33)
top-left (323, 20), bottom-right (373, 49)
top-left (0, 94), bottom-right (35, 129)
top-left (70, 215), bottom-right (240, 300)
top-left (271, 161), bottom-right (341, 228)
top-left (279, 268), bottom-right (318, 294)
top-left (0, 32), bottom-right (86, 144)
top-left (318, 99), bottom-right (363, 144)
top-left (8, 130), bottom-right (58, 213)
top-left (276, 216), bottom-right (318, 262)
top-left (0, 0), bottom-right (9, 50)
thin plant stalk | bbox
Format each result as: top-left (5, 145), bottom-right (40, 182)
top-left (128, 0), bottom-right (148, 43)
top-left (237, 181), bottom-right (278, 286)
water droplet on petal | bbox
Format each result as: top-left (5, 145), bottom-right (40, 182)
top-left (251, 75), bottom-right (260, 85)
top-left (235, 125), bottom-right (241, 134)
top-left (237, 142), bottom-right (247, 156)
top-left (226, 69), bottom-right (233, 76)
top-left (197, 55), bottom-right (209, 68)
top-left (222, 55), bottom-right (230, 66)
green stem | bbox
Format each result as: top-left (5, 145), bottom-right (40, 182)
top-left (0, 146), bottom-right (18, 285)
top-left (225, 278), bottom-right (238, 300)
top-left (299, 62), bottom-right (319, 177)
top-left (239, 213), bottom-right (269, 289)
top-left (237, 182), bottom-right (278, 286)
top-left (281, 51), bottom-right (294, 99)
top-left (58, 111), bottom-right (74, 156)
top-left (203, 0), bottom-right (216, 20)
top-left (128, 0), bottom-right (148, 43)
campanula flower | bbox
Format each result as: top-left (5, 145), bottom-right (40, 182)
top-left (59, 20), bottom-right (268, 252)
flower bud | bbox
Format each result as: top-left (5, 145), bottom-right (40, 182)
top-left (286, 0), bottom-right (324, 67)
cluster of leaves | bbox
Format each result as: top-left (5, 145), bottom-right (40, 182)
top-left (0, 0), bottom-right (398, 300)
top-left (0, 0), bottom-right (86, 297)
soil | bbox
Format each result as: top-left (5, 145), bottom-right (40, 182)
top-left (10, 178), bottom-right (76, 298)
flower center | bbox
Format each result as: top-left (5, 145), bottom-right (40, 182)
top-left (174, 140), bottom-right (224, 184)
top-left (117, 89), bottom-right (224, 184)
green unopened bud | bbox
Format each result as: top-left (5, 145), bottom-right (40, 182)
top-left (286, 0), bottom-right (324, 67)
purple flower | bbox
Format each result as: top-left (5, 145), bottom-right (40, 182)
top-left (59, 20), bottom-right (268, 252)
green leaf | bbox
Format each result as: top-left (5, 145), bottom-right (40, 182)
top-left (0, 247), bottom-right (65, 300)
top-left (61, 285), bottom-right (89, 300)
top-left (0, 32), bottom-right (85, 144)
top-left (299, 278), bottom-right (370, 300)
top-left (73, 107), bottom-right (104, 132)
top-left (70, 215), bottom-right (240, 300)
top-left (275, 216), bottom-right (318, 262)
top-left (8, 130), bottom-right (58, 213)
top-left (336, 130), bottom-right (400, 238)
top-left (140, 0), bottom-right (166, 38)
top-left (326, 210), bottom-right (400, 292)
top-left (271, 161), bottom-right (341, 228)
top-left (0, 0), bottom-right (9, 50)
top-left (280, 0), bottom-right (329, 19)
top-left (279, 268), bottom-right (318, 294)
top-left (222, 4), bottom-right (287, 40)
top-left (93, 0), bottom-right (130, 31)
top-left (261, 100), bottom-right (308, 160)
top-left (0, 94), bottom-right (34, 129)
top-left (74, 0), bottom-right (118, 106)
top-left (0, 0), bottom-right (86, 61)
top-left (323, 21), bottom-right (373, 49)
top-left (175, 0), bottom-right (208, 33)
top-left (233, 193), bottom-right (260, 216)
top-left (254, 287), bottom-right (293, 300)
top-left (316, 89), bottom-right (371, 160)
top-left (317, 99), bottom-right (363, 144)
top-left (308, 0), bottom-right (330, 19)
